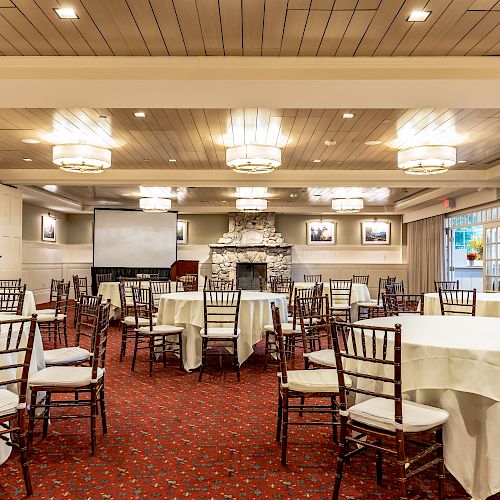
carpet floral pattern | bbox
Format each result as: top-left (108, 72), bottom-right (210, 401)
top-left (1, 308), bottom-right (496, 499)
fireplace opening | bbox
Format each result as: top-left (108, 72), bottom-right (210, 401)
top-left (236, 263), bottom-right (267, 290)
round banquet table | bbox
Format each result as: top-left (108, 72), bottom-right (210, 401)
top-left (424, 291), bottom-right (500, 317)
top-left (354, 315), bottom-right (500, 500)
top-left (0, 315), bottom-right (45, 465)
top-left (156, 291), bottom-right (288, 372)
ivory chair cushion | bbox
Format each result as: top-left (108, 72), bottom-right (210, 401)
top-left (358, 301), bottom-right (382, 308)
top-left (279, 369), bottom-right (352, 393)
top-left (304, 349), bottom-right (337, 367)
top-left (35, 308), bottom-right (56, 315)
top-left (330, 304), bottom-right (351, 310)
top-left (36, 313), bottom-right (66, 322)
top-left (200, 327), bottom-right (241, 338)
top-left (29, 366), bottom-right (105, 388)
top-left (122, 316), bottom-right (156, 327)
top-left (263, 323), bottom-right (301, 334)
top-left (138, 325), bottom-right (183, 335)
top-left (44, 346), bottom-right (91, 365)
top-left (348, 397), bottom-right (449, 433)
top-left (0, 389), bottom-right (18, 417)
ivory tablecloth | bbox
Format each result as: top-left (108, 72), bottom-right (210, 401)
top-left (424, 291), bottom-right (500, 317)
top-left (156, 291), bottom-right (288, 371)
top-left (0, 315), bottom-right (45, 465)
top-left (294, 282), bottom-right (371, 304)
top-left (354, 315), bottom-right (500, 500)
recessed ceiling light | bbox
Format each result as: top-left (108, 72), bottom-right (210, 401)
top-left (313, 159), bottom-right (321, 163)
top-left (143, 158), bottom-right (151, 162)
top-left (54, 7), bottom-right (78, 19)
top-left (324, 140), bottom-right (336, 146)
top-left (168, 158), bottom-right (176, 162)
top-left (457, 160), bottom-right (467, 163)
top-left (221, 200), bottom-right (227, 203)
top-left (134, 111), bottom-right (146, 118)
top-left (365, 140), bottom-right (383, 146)
top-left (21, 138), bottom-right (40, 144)
top-left (22, 158), bottom-right (33, 162)
top-left (289, 193), bottom-right (298, 198)
top-left (343, 113), bottom-right (355, 119)
top-left (408, 10), bottom-right (430, 22)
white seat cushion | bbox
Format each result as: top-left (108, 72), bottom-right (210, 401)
top-left (138, 324), bottom-right (183, 335)
top-left (29, 366), bottom-right (105, 388)
top-left (36, 313), bottom-right (66, 322)
top-left (200, 327), bottom-right (241, 338)
top-left (44, 346), bottom-right (91, 365)
top-left (358, 301), bottom-right (382, 308)
top-left (305, 349), bottom-right (337, 367)
top-left (349, 397), bottom-right (449, 433)
top-left (263, 323), bottom-right (301, 334)
top-left (0, 389), bottom-right (18, 417)
top-left (36, 308), bottom-right (56, 315)
top-left (122, 316), bottom-right (156, 326)
top-left (330, 304), bottom-right (350, 310)
top-left (280, 369), bottom-right (352, 393)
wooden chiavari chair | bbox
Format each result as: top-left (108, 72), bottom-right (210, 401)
top-left (386, 281), bottom-right (405, 294)
top-left (272, 305), bottom-right (343, 466)
top-left (331, 321), bottom-right (448, 499)
top-left (270, 278), bottom-right (294, 316)
top-left (199, 289), bottom-right (241, 381)
top-left (0, 278), bottom-right (21, 287)
top-left (0, 315), bottom-right (37, 496)
top-left (0, 284), bottom-right (26, 314)
top-left (204, 277), bottom-right (235, 291)
top-left (35, 278), bottom-right (64, 316)
top-left (43, 294), bottom-right (102, 366)
top-left (37, 281), bottom-right (70, 349)
top-left (303, 274), bottom-right (322, 283)
top-left (28, 301), bottom-right (111, 456)
top-left (131, 287), bottom-right (183, 376)
top-left (150, 280), bottom-right (172, 312)
top-left (119, 277), bottom-right (145, 315)
top-left (438, 288), bottom-right (477, 316)
top-left (72, 275), bottom-right (89, 327)
top-left (352, 274), bottom-right (369, 285)
top-left (358, 276), bottom-right (396, 320)
top-left (329, 279), bottom-right (352, 322)
top-left (95, 273), bottom-right (112, 289)
top-left (177, 274), bottom-right (198, 291)
top-left (382, 293), bottom-right (424, 316)
top-left (434, 280), bottom-right (460, 292)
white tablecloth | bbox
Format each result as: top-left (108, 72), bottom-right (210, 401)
top-left (156, 291), bottom-right (288, 371)
top-left (294, 282), bottom-right (371, 304)
top-left (354, 315), bottom-right (500, 500)
top-left (424, 291), bottom-right (500, 317)
top-left (0, 315), bottom-right (45, 465)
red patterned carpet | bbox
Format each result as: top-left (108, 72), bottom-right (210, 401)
top-left (1, 309), bottom-right (495, 499)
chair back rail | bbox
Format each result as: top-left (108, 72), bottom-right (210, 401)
top-left (55, 282), bottom-right (71, 317)
top-left (434, 280), bottom-right (460, 292)
top-left (96, 273), bottom-right (113, 288)
top-left (132, 286), bottom-right (155, 330)
top-left (204, 277), bottom-right (235, 291)
top-left (178, 274), bottom-right (198, 291)
top-left (0, 279), bottom-right (22, 287)
top-left (329, 279), bottom-right (353, 306)
top-left (203, 289), bottom-right (241, 336)
top-left (72, 275), bottom-right (89, 299)
top-left (382, 293), bottom-right (425, 316)
top-left (0, 284), bottom-right (26, 314)
top-left (374, 277), bottom-right (397, 305)
top-left (49, 278), bottom-right (64, 306)
top-left (271, 303), bottom-right (290, 386)
top-left (150, 280), bottom-right (172, 309)
top-left (386, 281), bottom-right (405, 295)
top-left (75, 294), bottom-right (102, 348)
top-left (438, 288), bottom-right (477, 316)
top-left (352, 275), bottom-right (370, 285)
top-left (90, 300), bottom-right (111, 382)
top-left (296, 295), bottom-right (332, 355)
top-left (303, 274), bottom-right (322, 283)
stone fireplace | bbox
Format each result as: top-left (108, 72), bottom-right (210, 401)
top-left (209, 212), bottom-right (292, 287)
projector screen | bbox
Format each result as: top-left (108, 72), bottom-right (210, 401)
top-left (93, 209), bottom-right (177, 268)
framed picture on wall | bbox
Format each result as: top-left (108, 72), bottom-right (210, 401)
top-left (361, 220), bottom-right (391, 245)
top-left (42, 215), bottom-right (56, 242)
top-left (177, 220), bottom-right (187, 244)
top-left (307, 221), bottom-right (336, 245)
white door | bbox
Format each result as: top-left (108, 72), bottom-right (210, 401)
top-left (0, 184), bottom-right (22, 279)
top-left (483, 222), bottom-right (500, 292)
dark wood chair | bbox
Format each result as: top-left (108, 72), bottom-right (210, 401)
top-left (331, 320), bottom-right (448, 499)
top-left (386, 281), bottom-right (405, 294)
top-left (150, 280), bottom-right (173, 311)
top-left (177, 274), bottom-right (198, 291)
top-left (72, 275), bottom-right (89, 327)
top-left (0, 315), bottom-right (37, 496)
top-left (358, 276), bottom-right (396, 320)
top-left (303, 274), bottom-right (322, 282)
top-left (28, 301), bottom-right (111, 456)
top-left (270, 278), bottom-right (294, 317)
top-left (0, 278), bottom-right (22, 287)
top-left (434, 280), bottom-right (460, 292)
top-left (382, 293), bottom-right (424, 316)
top-left (95, 273), bottom-right (113, 288)
top-left (329, 279), bottom-right (352, 322)
top-left (0, 284), bottom-right (26, 314)
top-left (199, 289), bottom-right (241, 381)
top-left (352, 274), bottom-right (369, 285)
top-left (131, 287), bottom-right (183, 376)
top-left (35, 278), bottom-right (64, 315)
top-left (204, 277), bottom-right (235, 291)
top-left (438, 288), bottom-right (477, 316)
top-left (43, 294), bottom-right (102, 367)
top-left (36, 281), bottom-right (70, 349)
top-left (271, 304), bottom-right (342, 466)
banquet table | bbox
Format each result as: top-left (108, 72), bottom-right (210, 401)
top-left (353, 315), bottom-right (500, 500)
top-left (424, 291), bottom-right (500, 317)
top-left (0, 315), bottom-right (45, 465)
top-left (156, 291), bottom-right (288, 371)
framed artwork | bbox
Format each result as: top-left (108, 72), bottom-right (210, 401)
top-left (362, 220), bottom-right (391, 245)
top-left (177, 220), bottom-right (187, 244)
top-left (42, 215), bottom-right (56, 242)
top-left (307, 221), bottom-right (336, 245)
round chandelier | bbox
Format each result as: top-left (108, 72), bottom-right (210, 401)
top-left (331, 198), bottom-right (364, 213)
top-left (236, 198), bottom-right (268, 212)
top-left (226, 145), bottom-right (281, 174)
top-left (52, 144), bottom-right (112, 173)
top-left (139, 197), bottom-right (172, 212)
top-left (397, 145), bottom-right (456, 175)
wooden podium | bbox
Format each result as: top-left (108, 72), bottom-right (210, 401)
top-left (170, 260), bottom-right (199, 281)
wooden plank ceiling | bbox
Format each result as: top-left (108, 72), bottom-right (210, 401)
top-left (1, 107), bottom-right (499, 171)
top-left (0, 0), bottom-right (498, 56)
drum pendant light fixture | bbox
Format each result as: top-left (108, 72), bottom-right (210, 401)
top-left (397, 145), bottom-right (456, 175)
top-left (226, 144), bottom-right (281, 174)
top-left (52, 144), bottom-right (112, 173)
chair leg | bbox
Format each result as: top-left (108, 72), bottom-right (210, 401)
top-left (27, 391), bottom-right (37, 454)
top-left (16, 415), bottom-right (32, 496)
top-left (198, 337), bottom-right (207, 382)
top-left (332, 416), bottom-right (348, 500)
top-left (161, 336), bottom-right (167, 367)
top-left (62, 320), bottom-right (68, 347)
top-left (178, 333), bottom-right (184, 371)
top-left (281, 392), bottom-right (289, 466)
top-left (42, 392), bottom-right (51, 439)
top-left (90, 389), bottom-right (97, 455)
top-left (276, 388), bottom-right (282, 443)
top-left (149, 336), bottom-right (155, 377)
top-left (99, 388), bottom-right (107, 434)
top-left (264, 332), bottom-right (269, 371)
top-left (234, 338), bottom-right (240, 381)
top-left (396, 431), bottom-right (408, 499)
top-left (131, 332), bottom-right (139, 372)
top-left (331, 397), bottom-right (338, 444)
top-left (436, 428), bottom-right (447, 499)
top-left (120, 325), bottom-right (127, 362)
top-left (376, 447), bottom-right (383, 486)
